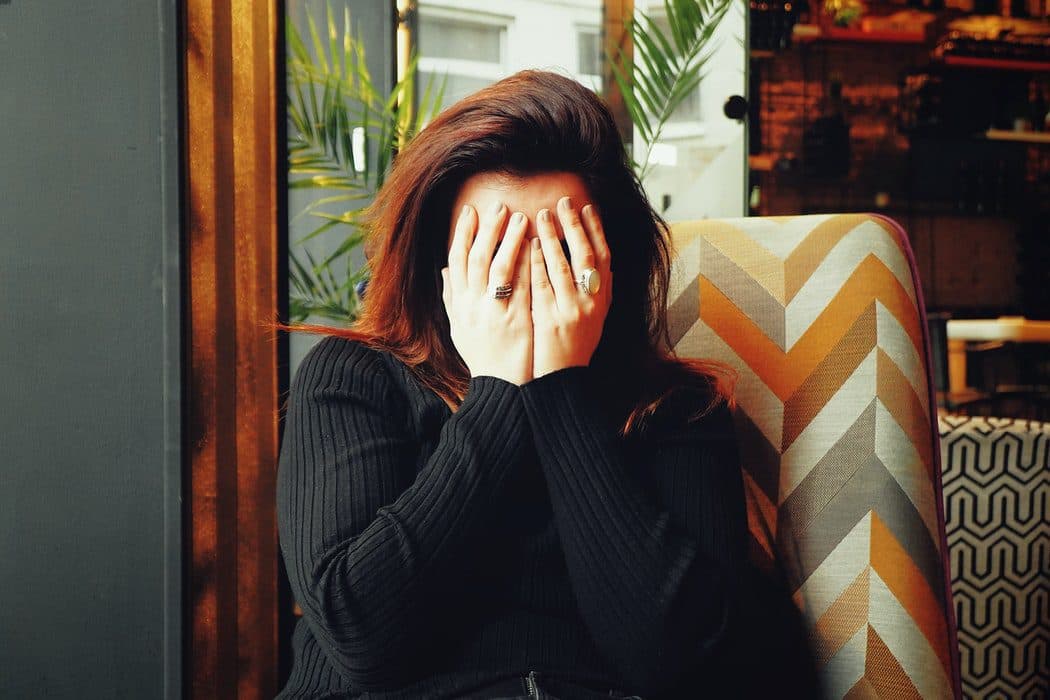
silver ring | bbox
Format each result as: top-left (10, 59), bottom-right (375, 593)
top-left (575, 267), bottom-right (600, 295)
top-left (492, 282), bottom-right (513, 300)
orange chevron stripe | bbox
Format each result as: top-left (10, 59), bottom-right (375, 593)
top-left (811, 567), bottom-right (869, 667)
top-left (876, 349), bottom-right (935, 481)
top-left (870, 512), bottom-right (951, 676)
top-left (866, 624), bottom-right (922, 699)
top-left (785, 214), bottom-right (873, 302)
top-left (667, 224), bottom-right (703, 252)
top-left (699, 275), bottom-right (796, 397)
top-left (743, 470), bottom-right (777, 558)
top-left (789, 254), bottom-right (923, 375)
top-left (783, 304), bottom-right (877, 450)
top-left (700, 254), bottom-right (923, 401)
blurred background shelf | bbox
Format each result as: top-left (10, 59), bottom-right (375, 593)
top-left (747, 2), bottom-right (1050, 320)
top-left (794, 26), bottom-right (928, 44)
top-left (985, 128), bottom-right (1050, 144)
top-left (940, 55), bottom-right (1050, 73)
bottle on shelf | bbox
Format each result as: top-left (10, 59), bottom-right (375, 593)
top-left (749, 0), bottom-right (799, 50)
top-left (1030, 85), bottom-right (1048, 133)
top-left (797, 0), bottom-right (811, 24)
top-left (802, 78), bottom-right (851, 179)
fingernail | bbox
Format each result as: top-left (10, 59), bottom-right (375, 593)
top-left (491, 200), bottom-right (504, 216)
top-left (582, 204), bottom-right (593, 217)
top-left (538, 209), bottom-right (550, 223)
top-left (511, 212), bottom-right (524, 225)
top-left (560, 196), bottom-right (573, 211)
top-left (461, 204), bottom-right (470, 217)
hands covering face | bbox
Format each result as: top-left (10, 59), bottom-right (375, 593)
top-left (441, 195), bottom-right (613, 385)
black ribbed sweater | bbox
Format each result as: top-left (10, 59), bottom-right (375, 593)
top-left (275, 335), bottom-right (818, 699)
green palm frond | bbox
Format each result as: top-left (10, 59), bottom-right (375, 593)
top-left (286, 0), bottom-right (445, 323)
top-left (288, 246), bottom-right (369, 324)
top-left (608, 0), bottom-right (734, 181)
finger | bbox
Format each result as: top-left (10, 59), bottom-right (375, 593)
top-left (530, 236), bottom-right (556, 317)
top-left (556, 196), bottom-right (597, 278)
top-left (535, 207), bottom-right (576, 309)
top-left (511, 226), bottom-right (532, 314)
top-left (467, 199), bottom-right (508, 294)
top-left (440, 266), bottom-right (451, 310)
top-left (581, 204), bottom-right (611, 271)
top-left (489, 211), bottom-right (528, 293)
top-left (448, 204), bottom-right (476, 294)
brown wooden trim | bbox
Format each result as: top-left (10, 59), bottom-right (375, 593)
top-left (603, 0), bottom-right (634, 145)
top-left (184, 0), bottom-right (282, 697)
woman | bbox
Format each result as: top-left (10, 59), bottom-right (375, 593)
top-left (275, 70), bottom-right (818, 699)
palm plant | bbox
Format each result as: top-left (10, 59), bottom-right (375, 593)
top-left (608, 0), bottom-right (735, 182)
top-left (286, 1), bottom-right (443, 323)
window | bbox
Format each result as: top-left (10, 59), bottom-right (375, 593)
top-left (577, 26), bottom-right (602, 78)
top-left (417, 1), bottom-right (605, 115)
top-left (417, 8), bottom-right (509, 112)
top-left (649, 14), bottom-right (702, 124)
top-left (417, 71), bottom-right (494, 107)
top-left (418, 15), bottom-right (503, 64)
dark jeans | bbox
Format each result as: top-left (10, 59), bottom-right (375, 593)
top-left (453, 670), bottom-right (643, 700)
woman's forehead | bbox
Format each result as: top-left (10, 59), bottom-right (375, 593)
top-left (452, 171), bottom-right (594, 217)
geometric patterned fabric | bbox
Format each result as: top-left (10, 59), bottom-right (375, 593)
top-left (668, 214), bottom-right (962, 698)
top-left (939, 414), bottom-right (1049, 700)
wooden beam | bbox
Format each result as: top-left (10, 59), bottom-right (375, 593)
top-left (603, 0), bottom-right (634, 145)
top-left (184, 0), bottom-right (283, 696)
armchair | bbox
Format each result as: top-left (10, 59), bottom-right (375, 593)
top-left (939, 413), bottom-right (1048, 699)
top-left (668, 214), bottom-right (962, 698)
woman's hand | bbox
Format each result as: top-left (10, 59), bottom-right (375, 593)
top-left (529, 196), bottom-right (613, 379)
top-left (441, 201), bottom-right (534, 386)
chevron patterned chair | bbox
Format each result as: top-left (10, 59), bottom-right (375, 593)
top-left (667, 214), bottom-right (963, 699)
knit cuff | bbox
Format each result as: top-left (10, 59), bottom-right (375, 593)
top-left (453, 373), bottom-right (529, 449)
top-left (518, 364), bottom-right (593, 405)
top-left (468, 373), bottom-right (525, 395)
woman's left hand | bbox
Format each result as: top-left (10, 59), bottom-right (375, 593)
top-left (529, 196), bottom-right (613, 379)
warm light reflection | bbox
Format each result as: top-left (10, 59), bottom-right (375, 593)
top-left (396, 0), bottom-right (416, 147)
top-left (396, 1), bottom-right (413, 81)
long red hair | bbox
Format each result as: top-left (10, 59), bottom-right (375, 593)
top-left (272, 69), bottom-right (735, 437)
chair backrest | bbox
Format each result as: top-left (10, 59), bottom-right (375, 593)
top-left (939, 413), bottom-right (1050, 698)
top-left (668, 214), bottom-right (961, 699)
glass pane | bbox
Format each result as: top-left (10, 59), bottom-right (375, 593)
top-left (419, 70), bottom-right (495, 107)
top-left (667, 93), bottom-right (703, 123)
top-left (577, 27), bottom-right (602, 77)
top-left (650, 13), bottom-right (702, 124)
top-left (418, 15), bottom-right (503, 63)
top-left (417, 1), bottom-right (604, 111)
top-left (632, 0), bottom-right (747, 219)
top-left (283, 0), bottom-right (391, 355)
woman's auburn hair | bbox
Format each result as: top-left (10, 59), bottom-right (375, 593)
top-left (273, 69), bottom-right (736, 438)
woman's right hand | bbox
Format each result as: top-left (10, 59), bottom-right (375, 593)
top-left (441, 201), bottom-right (533, 386)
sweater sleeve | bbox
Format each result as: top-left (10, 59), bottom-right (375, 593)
top-left (276, 336), bottom-right (529, 690)
top-left (518, 364), bottom-right (747, 693)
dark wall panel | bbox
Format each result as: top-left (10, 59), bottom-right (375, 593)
top-left (0, 1), bottom-right (182, 698)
